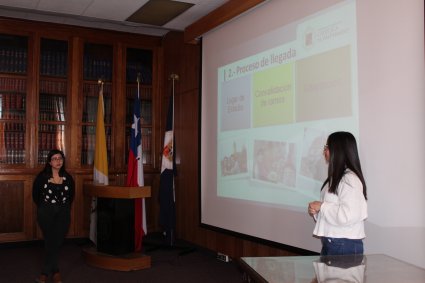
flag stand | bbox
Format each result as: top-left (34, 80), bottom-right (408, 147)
top-left (144, 73), bottom-right (196, 256)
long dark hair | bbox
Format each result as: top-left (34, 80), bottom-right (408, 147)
top-left (322, 132), bottom-right (367, 200)
top-left (41, 149), bottom-right (67, 178)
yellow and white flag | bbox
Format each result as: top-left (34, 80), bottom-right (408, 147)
top-left (90, 82), bottom-right (109, 244)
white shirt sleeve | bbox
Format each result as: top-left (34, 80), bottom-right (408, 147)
top-left (320, 172), bottom-right (367, 227)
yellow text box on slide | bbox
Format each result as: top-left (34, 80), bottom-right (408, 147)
top-left (252, 63), bottom-right (294, 128)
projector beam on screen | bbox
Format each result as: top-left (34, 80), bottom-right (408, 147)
top-left (200, 0), bottom-right (425, 268)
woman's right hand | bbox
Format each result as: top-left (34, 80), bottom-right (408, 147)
top-left (308, 201), bottom-right (322, 216)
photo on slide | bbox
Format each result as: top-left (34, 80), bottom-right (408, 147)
top-left (299, 127), bottom-right (328, 182)
top-left (218, 137), bottom-right (249, 179)
top-left (252, 139), bottom-right (297, 188)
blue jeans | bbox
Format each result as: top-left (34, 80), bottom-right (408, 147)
top-left (321, 237), bottom-right (364, 256)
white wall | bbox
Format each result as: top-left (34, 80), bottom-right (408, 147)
top-left (357, 0), bottom-right (425, 268)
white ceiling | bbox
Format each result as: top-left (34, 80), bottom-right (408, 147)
top-left (0, 0), bottom-right (228, 36)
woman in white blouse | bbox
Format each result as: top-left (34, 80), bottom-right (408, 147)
top-left (308, 131), bottom-right (368, 255)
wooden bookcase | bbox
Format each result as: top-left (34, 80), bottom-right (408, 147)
top-left (81, 42), bottom-right (113, 167)
top-left (38, 38), bottom-right (68, 164)
top-left (0, 34), bottom-right (28, 166)
top-left (0, 18), bottom-right (163, 243)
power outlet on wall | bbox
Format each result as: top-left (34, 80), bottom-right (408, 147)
top-left (217, 252), bottom-right (231, 262)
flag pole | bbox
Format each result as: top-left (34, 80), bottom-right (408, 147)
top-left (137, 73), bottom-right (141, 99)
top-left (157, 73), bottom-right (194, 252)
top-left (90, 77), bottom-right (108, 245)
top-left (169, 73), bottom-right (179, 132)
top-left (166, 73), bottom-right (178, 245)
top-left (168, 73), bottom-right (178, 198)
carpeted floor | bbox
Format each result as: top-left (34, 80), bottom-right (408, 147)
top-left (0, 238), bottom-right (245, 283)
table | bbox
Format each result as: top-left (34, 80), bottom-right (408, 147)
top-left (240, 254), bottom-right (425, 283)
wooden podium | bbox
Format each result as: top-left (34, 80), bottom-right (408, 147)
top-left (82, 183), bottom-right (151, 271)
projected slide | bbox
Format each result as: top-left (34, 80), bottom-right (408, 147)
top-left (216, 1), bottom-right (358, 211)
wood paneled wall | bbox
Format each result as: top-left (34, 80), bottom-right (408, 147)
top-left (162, 32), bottom-right (300, 259)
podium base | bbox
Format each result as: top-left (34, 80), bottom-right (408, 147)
top-left (82, 246), bottom-right (151, 271)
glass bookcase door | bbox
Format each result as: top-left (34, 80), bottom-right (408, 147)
top-left (125, 48), bottom-right (153, 166)
top-left (38, 38), bottom-right (68, 164)
top-left (81, 43), bottom-right (112, 166)
top-left (0, 34), bottom-right (28, 165)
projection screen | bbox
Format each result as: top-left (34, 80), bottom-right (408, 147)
top-left (200, 0), bottom-right (425, 268)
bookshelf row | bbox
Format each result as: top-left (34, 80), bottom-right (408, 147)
top-left (83, 82), bottom-right (112, 97)
top-left (140, 103), bottom-right (153, 125)
top-left (0, 92), bottom-right (26, 113)
top-left (81, 135), bottom-right (112, 151)
top-left (126, 100), bottom-right (152, 125)
top-left (141, 131), bottom-right (152, 153)
top-left (0, 149), bottom-right (25, 164)
top-left (39, 95), bottom-right (66, 122)
top-left (0, 77), bottom-right (26, 93)
top-left (38, 130), bottom-right (65, 151)
top-left (1, 77), bottom-right (27, 121)
top-left (0, 47), bottom-right (27, 74)
top-left (126, 63), bottom-right (152, 84)
top-left (1, 131), bottom-right (25, 149)
top-left (81, 125), bottom-right (112, 165)
top-left (126, 85), bottom-right (152, 100)
top-left (39, 123), bottom-right (65, 133)
top-left (0, 109), bottom-right (26, 121)
top-left (126, 86), bottom-right (153, 125)
top-left (40, 50), bottom-right (68, 77)
top-left (0, 125), bottom-right (65, 164)
top-left (1, 95), bottom-right (66, 125)
top-left (0, 111), bottom-right (25, 121)
top-left (0, 33), bottom-right (156, 168)
top-left (0, 122), bottom-right (25, 132)
top-left (40, 80), bottom-right (67, 95)
top-left (140, 151), bottom-right (152, 165)
top-left (82, 96), bottom-right (112, 124)
top-left (83, 56), bottom-right (113, 81)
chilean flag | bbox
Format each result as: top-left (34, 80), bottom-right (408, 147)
top-left (126, 80), bottom-right (146, 252)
